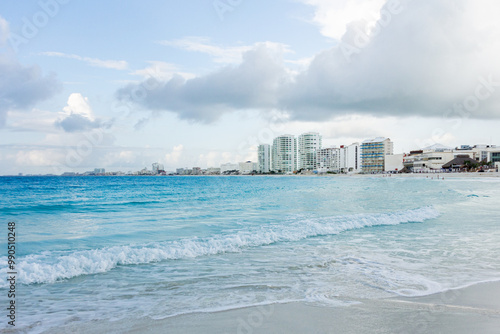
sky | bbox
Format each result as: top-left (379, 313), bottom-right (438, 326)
top-left (1, 0), bottom-right (500, 175)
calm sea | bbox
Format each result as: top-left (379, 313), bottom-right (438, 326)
top-left (1, 176), bottom-right (499, 332)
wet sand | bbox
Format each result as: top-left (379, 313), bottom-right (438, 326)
top-left (48, 280), bottom-right (500, 334)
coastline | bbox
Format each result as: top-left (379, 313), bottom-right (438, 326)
top-left (46, 280), bottom-right (500, 334)
top-left (349, 172), bottom-right (500, 178)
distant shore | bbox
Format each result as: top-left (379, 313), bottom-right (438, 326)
top-left (4, 171), bottom-right (499, 178)
top-left (346, 172), bottom-right (500, 178)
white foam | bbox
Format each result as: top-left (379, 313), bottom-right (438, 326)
top-left (0, 206), bottom-right (439, 287)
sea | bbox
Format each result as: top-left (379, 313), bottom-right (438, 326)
top-left (1, 175), bottom-right (500, 333)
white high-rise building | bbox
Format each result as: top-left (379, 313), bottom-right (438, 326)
top-left (298, 132), bottom-right (322, 171)
top-left (258, 144), bottom-right (271, 173)
top-left (317, 147), bottom-right (341, 173)
top-left (272, 135), bottom-right (297, 173)
top-left (340, 142), bottom-right (361, 173)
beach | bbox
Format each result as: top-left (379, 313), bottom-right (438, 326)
top-left (45, 280), bottom-right (500, 334)
top-left (2, 175), bottom-right (500, 333)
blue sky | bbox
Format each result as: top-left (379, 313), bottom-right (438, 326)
top-left (1, 0), bottom-right (500, 174)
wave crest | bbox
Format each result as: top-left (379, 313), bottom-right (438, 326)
top-left (0, 206), bottom-right (439, 287)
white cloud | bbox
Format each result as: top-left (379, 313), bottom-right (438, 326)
top-left (118, 0), bottom-right (500, 123)
top-left (300, 0), bottom-right (387, 40)
top-left (165, 144), bottom-right (184, 164)
top-left (40, 52), bottom-right (128, 70)
top-left (0, 55), bottom-right (61, 128)
top-left (159, 37), bottom-right (291, 64)
top-left (117, 43), bottom-right (290, 123)
top-left (55, 93), bottom-right (113, 132)
top-left (6, 108), bottom-right (60, 132)
top-left (16, 149), bottom-right (65, 167)
top-left (62, 93), bottom-right (95, 120)
top-left (130, 61), bottom-right (195, 81)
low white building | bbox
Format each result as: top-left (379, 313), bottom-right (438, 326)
top-left (412, 151), bottom-right (455, 172)
top-left (238, 161), bottom-right (258, 174)
top-left (404, 143), bottom-right (500, 172)
top-left (206, 167), bottom-right (221, 175)
top-left (385, 154), bottom-right (404, 172)
top-left (220, 163), bottom-right (239, 174)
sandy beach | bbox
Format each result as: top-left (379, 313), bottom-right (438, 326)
top-left (45, 280), bottom-right (500, 334)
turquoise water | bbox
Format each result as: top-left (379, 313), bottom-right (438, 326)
top-left (1, 176), bottom-right (500, 332)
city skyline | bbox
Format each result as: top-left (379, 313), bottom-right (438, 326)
top-left (1, 1), bottom-right (500, 175)
top-left (8, 131), bottom-right (499, 176)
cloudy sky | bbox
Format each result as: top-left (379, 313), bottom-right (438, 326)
top-left (1, 0), bottom-right (500, 175)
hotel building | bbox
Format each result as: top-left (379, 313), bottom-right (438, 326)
top-left (317, 147), bottom-right (341, 173)
top-left (339, 142), bottom-right (361, 173)
top-left (361, 137), bottom-right (394, 173)
top-left (298, 132), bottom-right (322, 171)
top-left (272, 135), bottom-right (297, 173)
top-left (258, 144), bottom-right (271, 173)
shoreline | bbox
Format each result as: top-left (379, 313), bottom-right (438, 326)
top-left (3, 172), bottom-right (499, 178)
top-left (45, 280), bottom-right (500, 334)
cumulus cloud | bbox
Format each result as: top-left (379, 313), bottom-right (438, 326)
top-left (165, 145), bottom-right (184, 164)
top-left (0, 16), bottom-right (61, 127)
top-left (116, 0), bottom-right (500, 123)
top-left (284, 0), bottom-right (500, 120)
top-left (117, 43), bottom-right (290, 123)
top-left (40, 52), bottom-right (128, 70)
top-left (55, 93), bottom-right (112, 132)
top-left (301, 0), bottom-right (387, 40)
top-left (0, 56), bottom-right (61, 128)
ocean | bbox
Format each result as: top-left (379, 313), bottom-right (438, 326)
top-left (1, 175), bottom-right (500, 333)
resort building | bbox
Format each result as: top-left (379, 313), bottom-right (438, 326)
top-left (339, 143), bottom-right (362, 173)
top-left (205, 167), bottom-right (221, 175)
top-left (220, 163), bottom-right (239, 174)
top-left (258, 144), bottom-right (271, 173)
top-left (317, 147), bottom-right (341, 173)
top-left (272, 135), bottom-right (297, 173)
top-left (403, 144), bottom-right (500, 172)
top-left (238, 161), bottom-right (259, 175)
top-left (361, 137), bottom-right (394, 173)
top-left (469, 145), bottom-right (500, 163)
top-left (298, 132), bottom-right (322, 171)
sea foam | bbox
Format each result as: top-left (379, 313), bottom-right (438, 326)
top-left (0, 206), bottom-right (439, 287)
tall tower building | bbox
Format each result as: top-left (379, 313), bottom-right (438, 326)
top-left (298, 132), bottom-right (322, 171)
top-left (258, 144), bottom-right (271, 173)
top-left (272, 135), bottom-right (297, 173)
